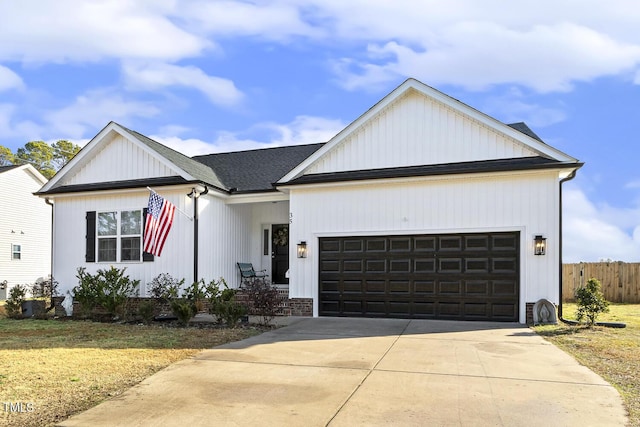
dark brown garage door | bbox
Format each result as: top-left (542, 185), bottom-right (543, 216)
top-left (319, 232), bottom-right (519, 321)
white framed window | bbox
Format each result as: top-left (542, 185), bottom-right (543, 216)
top-left (11, 244), bottom-right (21, 260)
top-left (97, 210), bottom-right (142, 262)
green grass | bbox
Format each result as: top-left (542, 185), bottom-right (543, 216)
top-left (534, 303), bottom-right (640, 426)
top-left (0, 318), bottom-right (261, 427)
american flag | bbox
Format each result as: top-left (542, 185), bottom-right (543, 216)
top-left (143, 191), bottom-right (176, 257)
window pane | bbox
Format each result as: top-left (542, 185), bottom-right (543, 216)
top-left (121, 210), bottom-right (141, 235)
top-left (98, 212), bottom-right (117, 236)
top-left (121, 237), bottom-right (141, 261)
top-left (12, 244), bottom-right (21, 260)
top-left (98, 238), bottom-right (117, 262)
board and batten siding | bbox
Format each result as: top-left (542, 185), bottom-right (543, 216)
top-left (306, 91), bottom-right (539, 175)
top-left (52, 189), bottom-right (195, 295)
top-left (0, 167), bottom-right (51, 289)
top-left (60, 134), bottom-right (180, 187)
top-left (52, 189), bottom-right (261, 295)
top-left (287, 170), bottom-right (561, 323)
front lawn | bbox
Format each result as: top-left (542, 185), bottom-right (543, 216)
top-left (0, 318), bottom-right (261, 427)
top-left (534, 303), bottom-right (640, 427)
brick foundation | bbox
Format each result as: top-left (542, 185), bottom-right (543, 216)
top-left (52, 294), bottom-right (314, 319)
top-left (526, 302), bottom-right (534, 325)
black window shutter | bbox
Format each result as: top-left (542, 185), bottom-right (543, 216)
top-left (85, 211), bottom-right (96, 262)
top-left (142, 207), bottom-right (154, 262)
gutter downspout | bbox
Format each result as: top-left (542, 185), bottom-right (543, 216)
top-left (44, 198), bottom-right (55, 311)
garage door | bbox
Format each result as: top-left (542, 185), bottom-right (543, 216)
top-left (319, 232), bottom-right (519, 321)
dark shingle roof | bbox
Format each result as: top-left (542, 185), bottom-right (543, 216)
top-left (0, 165), bottom-right (19, 174)
top-left (193, 144), bottom-right (324, 193)
top-left (507, 122), bottom-right (544, 142)
top-left (283, 157), bottom-right (582, 186)
top-left (119, 124), bottom-right (228, 190)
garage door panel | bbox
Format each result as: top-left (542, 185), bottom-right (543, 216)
top-left (439, 236), bottom-right (463, 251)
top-left (390, 259), bottom-right (411, 272)
top-left (343, 259), bottom-right (363, 272)
top-left (439, 258), bottom-right (462, 273)
top-left (366, 259), bottom-right (386, 272)
top-left (366, 239), bottom-right (387, 252)
top-left (414, 280), bottom-right (436, 294)
top-left (439, 281), bottom-right (462, 295)
top-left (319, 232), bottom-right (519, 321)
top-left (414, 237), bottom-right (436, 251)
top-left (414, 258), bottom-right (436, 273)
top-left (466, 280), bottom-right (490, 296)
top-left (365, 280), bottom-right (386, 293)
top-left (390, 238), bottom-right (411, 252)
top-left (465, 258), bottom-right (489, 273)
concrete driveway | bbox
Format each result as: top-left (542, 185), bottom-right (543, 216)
top-left (61, 318), bottom-right (628, 426)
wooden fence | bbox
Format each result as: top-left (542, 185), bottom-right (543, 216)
top-left (562, 262), bottom-right (640, 303)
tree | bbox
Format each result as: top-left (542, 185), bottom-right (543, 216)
top-left (15, 141), bottom-right (55, 178)
top-left (52, 139), bottom-right (81, 169)
top-left (0, 145), bottom-right (14, 166)
top-left (575, 277), bottom-right (609, 327)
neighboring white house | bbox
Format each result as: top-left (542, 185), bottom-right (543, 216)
top-left (0, 164), bottom-right (51, 299)
top-left (37, 78), bottom-right (582, 323)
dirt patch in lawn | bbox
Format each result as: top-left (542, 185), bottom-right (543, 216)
top-left (534, 303), bottom-right (640, 427)
top-left (0, 318), bottom-right (262, 427)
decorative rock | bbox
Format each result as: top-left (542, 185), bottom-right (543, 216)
top-left (532, 298), bottom-right (557, 325)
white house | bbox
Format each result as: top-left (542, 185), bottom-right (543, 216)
top-left (37, 79), bottom-right (582, 323)
top-left (0, 164), bottom-right (51, 299)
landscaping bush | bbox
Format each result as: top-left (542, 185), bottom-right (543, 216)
top-left (137, 300), bottom-right (155, 324)
top-left (184, 279), bottom-right (207, 312)
top-left (73, 267), bottom-right (139, 320)
top-left (31, 276), bottom-right (59, 300)
top-left (74, 268), bottom-right (102, 318)
top-left (243, 278), bottom-right (283, 326)
top-left (170, 299), bottom-right (195, 326)
top-left (98, 266), bottom-right (140, 319)
top-left (207, 278), bottom-right (246, 327)
top-left (576, 277), bottom-right (610, 326)
top-left (148, 273), bottom-right (184, 304)
top-left (5, 284), bottom-right (27, 319)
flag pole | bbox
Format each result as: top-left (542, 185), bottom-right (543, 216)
top-left (146, 187), bottom-right (193, 221)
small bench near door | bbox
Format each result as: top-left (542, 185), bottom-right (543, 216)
top-left (237, 262), bottom-right (268, 287)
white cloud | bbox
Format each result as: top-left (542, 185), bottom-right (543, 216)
top-left (483, 88), bottom-right (566, 128)
top-left (0, 104), bottom-right (43, 141)
top-left (563, 186), bottom-right (640, 262)
top-left (0, 65), bottom-right (24, 92)
top-left (0, 1), bottom-right (208, 63)
top-left (122, 62), bottom-right (244, 107)
top-left (152, 115), bottom-right (345, 156)
top-left (179, 0), bottom-right (323, 40)
top-left (333, 23), bottom-right (640, 93)
top-left (44, 89), bottom-right (160, 138)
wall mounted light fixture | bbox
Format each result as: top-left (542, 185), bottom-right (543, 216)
top-left (297, 241), bottom-right (307, 258)
top-left (534, 235), bottom-right (546, 256)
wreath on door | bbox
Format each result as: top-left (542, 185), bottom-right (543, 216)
top-left (273, 228), bottom-right (288, 247)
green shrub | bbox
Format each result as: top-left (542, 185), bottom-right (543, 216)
top-left (137, 301), bottom-right (155, 324)
top-left (5, 284), bottom-right (28, 319)
top-left (244, 278), bottom-right (283, 326)
top-left (576, 277), bottom-right (610, 326)
top-left (31, 277), bottom-right (59, 300)
top-left (184, 279), bottom-right (207, 312)
top-left (98, 266), bottom-right (139, 319)
top-left (74, 268), bottom-right (102, 318)
top-left (170, 299), bottom-right (195, 326)
top-left (148, 273), bottom-right (184, 304)
top-left (207, 278), bottom-right (246, 327)
top-left (74, 267), bottom-right (139, 320)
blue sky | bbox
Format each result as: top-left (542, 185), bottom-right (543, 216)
top-left (1, 1), bottom-right (639, 262)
